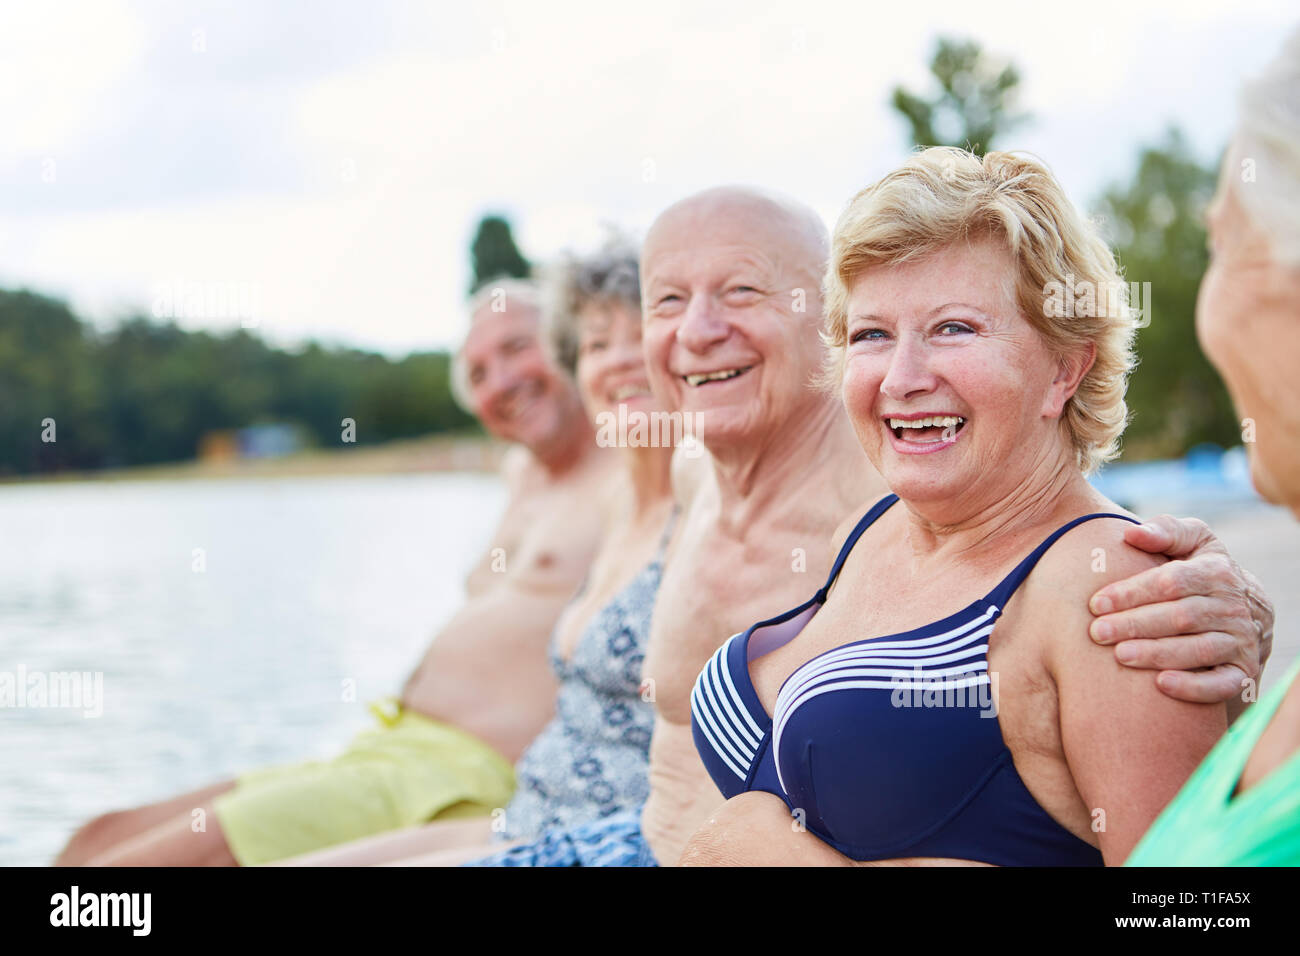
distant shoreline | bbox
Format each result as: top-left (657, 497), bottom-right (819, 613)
top-left (0, 433), bottom-right (508, 486)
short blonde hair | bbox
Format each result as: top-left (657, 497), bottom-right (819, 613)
top-left (822, 147), bottom-right (1137, 474)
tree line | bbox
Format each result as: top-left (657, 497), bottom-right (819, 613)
top-left (0, 290), bottom-right (476, 475)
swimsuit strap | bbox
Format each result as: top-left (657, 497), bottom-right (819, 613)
top-left (985, 512), bottom-right (1140, 609)
top-left (654, 505), bottom-right (681, 559)
top-left (814, 494), bottom-right (900, 603)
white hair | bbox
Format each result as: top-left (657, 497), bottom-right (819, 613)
top-left (450, 279), bottom-right (542, 413)
top-left (1233, 25), bottom-right (1300, 268)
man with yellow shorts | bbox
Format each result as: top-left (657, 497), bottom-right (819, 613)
top-left (57, 282), bottom-right (617, 866)
top-left (213, 700), bottom-right (516, 866)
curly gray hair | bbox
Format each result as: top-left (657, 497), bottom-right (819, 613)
top-left (542, 235), bottom-right (641, 376)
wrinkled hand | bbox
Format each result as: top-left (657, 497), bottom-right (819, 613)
top-left (1088, 515), bottom-right (1273, 710)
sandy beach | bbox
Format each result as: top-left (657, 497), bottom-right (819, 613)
top-left (1201, 503), bottom-right (1300, 690)
top-left (0, 433), bottom-right (508, 486)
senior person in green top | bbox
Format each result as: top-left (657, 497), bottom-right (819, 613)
top-left (680, 152), bottom-right (1253, 866)
top-left (1127, 26), bottom-right (1300, 866)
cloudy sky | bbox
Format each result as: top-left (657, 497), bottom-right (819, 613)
top-left (1, 0), bottom-right (1294, 355)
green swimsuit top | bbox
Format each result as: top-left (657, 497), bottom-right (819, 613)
top-left (1126, 656), bottom-right (1300, 866)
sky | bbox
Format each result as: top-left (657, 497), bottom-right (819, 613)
top-left (0, 0), bottom-right (1295, 356)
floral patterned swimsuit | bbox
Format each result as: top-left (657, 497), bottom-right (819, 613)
top-left (495, 511), bottom-right (675, 842)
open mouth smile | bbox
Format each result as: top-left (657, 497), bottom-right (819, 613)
top-left (884, 414), bottom-right (967, 452)
top-left (682, 366), bottom-right (753, 387)
top-left (497, 380), bottom-right (545, 421)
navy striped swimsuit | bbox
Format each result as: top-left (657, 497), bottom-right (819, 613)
top-left (690, 494), bottom-right (1138, 866)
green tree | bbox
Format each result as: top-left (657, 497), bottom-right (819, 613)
top-left (0, 290), bottom-right (106, 473)
top-left (891, 36), bottom-right (1027, 156)
top-left (468, 214), bottom-right (531, 294)
top-left (1094, 127), bottom-right (1237, 458)
top-left (0, 290), bottom-right (477, 476)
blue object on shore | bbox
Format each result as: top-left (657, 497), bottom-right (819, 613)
top-left (1089, 445), bottom-right (1260, 516)
top-left (237, 423), bottom-right (303, 459)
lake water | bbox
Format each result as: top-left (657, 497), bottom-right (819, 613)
top-left (0, 473), bottom-right (504, 866)
top-left (1, 462), bottom-right (1291, 867)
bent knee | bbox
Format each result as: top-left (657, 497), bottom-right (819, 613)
top-left (55, 809), bottom-right (137, 864)
top-left (77, 807), bottom-right (139, 841)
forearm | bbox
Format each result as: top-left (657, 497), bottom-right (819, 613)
top-left (677, 791), bottom-right (854, 867)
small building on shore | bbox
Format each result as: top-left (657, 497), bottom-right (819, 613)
top-left (198, 424), bottom-right (305, 463)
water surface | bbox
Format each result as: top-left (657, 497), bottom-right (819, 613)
top-left (0, 473), bottom-right (504, 866)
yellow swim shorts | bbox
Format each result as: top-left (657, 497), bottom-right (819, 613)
top-left (212, 699), bottom-right (515, 866)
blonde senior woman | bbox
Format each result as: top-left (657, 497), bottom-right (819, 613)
top-left (684, 150), bottom-right (1229, 866)
top-left (1128, 27), bottom-right (1300, 866)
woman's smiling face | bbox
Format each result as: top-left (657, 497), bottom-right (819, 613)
top-left (840, 237), bottom-right (1087, 510)
top-left (573, 298), bottom-right (664, 424)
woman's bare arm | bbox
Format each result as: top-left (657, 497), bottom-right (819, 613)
top-left (677, 791), bottom-right (994, 866)
top-left (677, 791), bottom-right (856, 866)
top-left (1038, 524), bottom-right (1228, 863)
